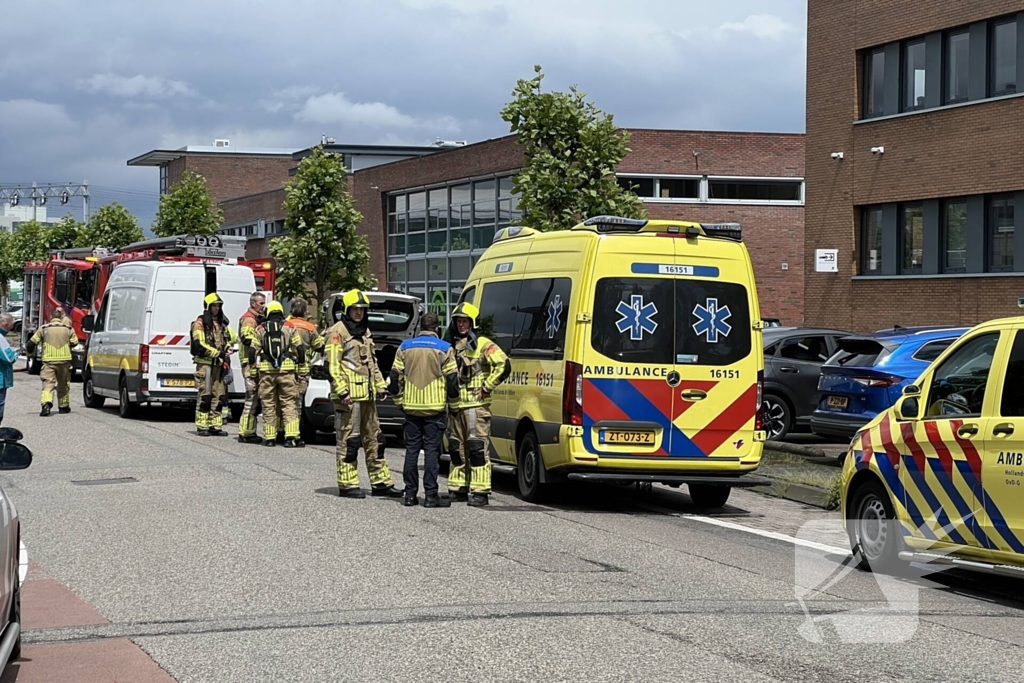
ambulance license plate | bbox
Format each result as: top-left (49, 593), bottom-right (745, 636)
top-left (600, 430), bottom-right (655, 445)
top-left (161, 377), bottom-right (195, 388)
top-left (827, 396), bottom-right (849, 409)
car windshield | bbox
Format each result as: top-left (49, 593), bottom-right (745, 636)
top-left (330, 297), bottom-right (415, 334)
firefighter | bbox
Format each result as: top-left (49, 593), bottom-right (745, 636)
top-left (25, 310), bottom-right (79, 417)
top-left (324, 290), bottom-right (402, 499)
top-left (251, 301), bottom-right (303, 448)
top-left (388, 312), bottom-right (459, 507)
top-left (237, 292), bottom-right (267, 443)
top-left (190, 293), bottom-right (237, 436)
top-left (285, 298), bottom-right (325, 442)
top-left (445, 302), bottom-right (510, 506)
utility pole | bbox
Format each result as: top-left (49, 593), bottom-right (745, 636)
top-left (0, 181), bottom-right (90, 221)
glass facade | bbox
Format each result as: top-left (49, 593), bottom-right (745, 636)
top-left (387, 174), bottom-right (522, 324)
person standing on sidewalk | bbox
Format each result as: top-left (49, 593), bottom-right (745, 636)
top-left (0, 313), bottom-right (18, 425)
top-left (237, 292), bottom-right (266, 444)
top-left (388, 312), bottom-right (459, 508)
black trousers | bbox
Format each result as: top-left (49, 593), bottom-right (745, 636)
top-left (403, 411), bottom-right (446, 497)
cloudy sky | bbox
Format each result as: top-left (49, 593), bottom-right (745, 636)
top-left (0, 0), bottom-right (806, 228)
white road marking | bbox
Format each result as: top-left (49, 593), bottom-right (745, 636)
top-left (682, 514), bottom-right (851, 556)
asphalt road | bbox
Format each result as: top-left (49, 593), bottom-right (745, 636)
top-left (3, 381), bottom-right (1024, 682)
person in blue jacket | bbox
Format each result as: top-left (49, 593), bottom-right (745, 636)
top-left (0, 313), bottom-right (18, 426)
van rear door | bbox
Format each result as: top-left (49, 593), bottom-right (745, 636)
top-left (582, 236), bottom-right (757, 459)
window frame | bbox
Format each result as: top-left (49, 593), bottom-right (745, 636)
top-left (705, 177), bottom-right (804, 205)
top-left (902, 37), bottom-right (929, 113)
top-left (990, 17), bottom-right (1018, 97)
top-left (986, 193), bottom-right (1015, 273)
top-left (944, 28), bottom-right (971, 105)
top-left (1000, 329), bottom-right (1024, 417)
top-left (778, 336), bottom-right (831, 364)
top-left (863, 46), bottom-right (886, 118)
top-left (899, 202), bottom-right (925, 275)
top-left (860, 206), bottom-right (884, 276)
top-left (942, 197), bottom-right (968, 274)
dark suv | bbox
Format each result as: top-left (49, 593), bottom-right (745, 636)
top-left (761, 327), bottom-right (852, 440)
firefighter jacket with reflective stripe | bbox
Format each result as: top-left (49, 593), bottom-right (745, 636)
top-left (250, 322), bottom-right (302, 375)
top-left (452, 335), bottom-right (509, 409)
top-left (324, 321), bottom-right (386, 402)
top-left (190, 318), bottom-right (237, 366)
top-left (29, 319), bottom-right (78, 363)
top-left (390, 332), bottom-right (458, 416)
top-left (285, 316), bottom-right (325, 375)
top-left (239, 310), bottom-right (260, 370)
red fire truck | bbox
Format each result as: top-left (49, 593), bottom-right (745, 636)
top-left (21, 234), bottom-right (275, 375)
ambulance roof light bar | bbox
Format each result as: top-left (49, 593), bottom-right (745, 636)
top-left (581, 216), bottom-right (649, 233)
top-left (698, 222), bottom-right (743, 242)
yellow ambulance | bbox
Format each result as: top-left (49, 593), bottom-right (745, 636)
top-left (459, 216), bottom-right (770, 506)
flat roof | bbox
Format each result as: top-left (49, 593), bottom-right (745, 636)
top-left (292, 143), bottom-right (449, 160)
top-left (127, 145), bottom-right (299, 167)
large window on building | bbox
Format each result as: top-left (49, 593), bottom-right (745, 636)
top-left (901, 203), bottom-right (924, 274)
top-left (864, 48), bottom-right (886, 117)
top-left (945, 30), bottom-right (970, 104)
top-left (988, 194), bottom-right (1015, 272)
top-left (991, 18), bottom-right (1018, 96)
top-left (943, 199), bottom-right (968, 273)
top-left (707, 179), bottom-right (802, 202)
top-left (903, 39), bottom-right (928, 112)
top-left (861, 206), bottom-right (884, 275)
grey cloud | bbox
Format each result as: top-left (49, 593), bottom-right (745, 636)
top-left (76, 73), bottom-right (197, 99)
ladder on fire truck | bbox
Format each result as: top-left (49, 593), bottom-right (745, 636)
top-left (116, 234), bottom-right (248, 262)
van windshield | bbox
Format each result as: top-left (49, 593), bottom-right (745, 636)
top-left (591, 278), bottom-right (751, 366)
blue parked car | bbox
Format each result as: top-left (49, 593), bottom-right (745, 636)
top-left (810, 326), bottom-right (969, 441)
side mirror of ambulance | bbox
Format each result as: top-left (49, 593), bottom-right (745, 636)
top-left (895, 395), bottom-right (920, 421)
top-left (902, 384), bottom-right (920, 396)
top-left (82, 314), bottom-right (95, 332)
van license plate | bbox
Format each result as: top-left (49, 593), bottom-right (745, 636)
top-left (600, 430), bottom-right (655, 445)
top-left (827, 396), bottom-right (849, 409)
top-left (161, 377), bottom-right (195, 388)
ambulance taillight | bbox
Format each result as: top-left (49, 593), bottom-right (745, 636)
top-left (754, 369), bottom-right (764, 431)
top-left (562, 361), bottom-right (583, 426)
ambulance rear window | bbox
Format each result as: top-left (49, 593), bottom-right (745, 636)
top-left (592, 278), bottom-right (751, 366)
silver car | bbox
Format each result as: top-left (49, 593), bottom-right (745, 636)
top-left (0, 428), bottom-right (33, 673)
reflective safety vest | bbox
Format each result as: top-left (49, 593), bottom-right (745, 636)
top-left (30, 318), bottom-right (78, 363)
top-left (251, 318), bottom-right (302, 375)
top-left (452, 335), bottom-right (510, 409)
top-left (285, 316), bottom-right (325, 376)
top-left (239, 309), bottom-right (261, 370)
top-left (190, 317), bottom-right (237, 366)
top-left (324, 321), bottom-right (386, 402)
top-left (391, 332), bottom-right (458, 416)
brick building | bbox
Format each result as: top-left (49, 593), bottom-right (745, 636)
top-left (806, 0), bottom-right (1024, 333)
top-left (216, 130), bottom-right (805, 324)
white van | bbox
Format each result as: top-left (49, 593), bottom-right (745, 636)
top-left (81, 261), bottom-right (255, 419)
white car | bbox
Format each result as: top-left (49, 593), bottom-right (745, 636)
top-left (0, 428), bottom-right (32, 673)
top-left (301, 291), bottom-right (422, 444)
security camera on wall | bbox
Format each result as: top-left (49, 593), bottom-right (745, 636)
top-left (831, 152), bottom-right (844, 160)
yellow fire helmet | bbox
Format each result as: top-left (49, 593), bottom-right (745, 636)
top-left (266, 301), bottom-right (285, 316)
top-left (450, 302), bottom-right (479, 328)
top-left (204, 292), bottom-right (224, 309)
top-left (342, 290), bottom-right (370, 314)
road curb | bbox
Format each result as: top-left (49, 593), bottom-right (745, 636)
top-left (750, 478), bottom-right (833, 510)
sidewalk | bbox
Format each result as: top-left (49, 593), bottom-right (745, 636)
top-left (751, 448), bottom-right (845, 510)
top-left (1, 564), bottom-right (176, 683)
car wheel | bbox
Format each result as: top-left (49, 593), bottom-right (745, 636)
top-left (762, 394), bottom-right (792, 441)
top-left (10, 531), bottom-right (20, 662)
top-left (83, 370), bottom-right (106, 409)
top-left (118, 377), bottom-right (139, 419)
top-left (517, 430), bottom-right (548, 503)
top-left (847, 479), bottom-right (901, 573)
top-left (689, 484), bottom-right (732, 508)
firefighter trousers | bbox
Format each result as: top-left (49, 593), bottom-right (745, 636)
top-left (259, 373), bottom-right (299, 441)
top-left (40, 362), bottom-right (72, 409)
top-left (194, 363), bottom-right (226, 431)
top-left (335, 399), bottom-right (393, 490)
top-left (447, 405), bottom-right (492, 494)
top-left (239, 371), bottom-right (261, 437)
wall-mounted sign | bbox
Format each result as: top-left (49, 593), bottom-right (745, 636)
top-left (815, 249), bottom-right (838, 273)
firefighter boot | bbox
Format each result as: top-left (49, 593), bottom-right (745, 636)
top-left (424, 494), bottom-right (451, 508)
top-left (40, 403), bottom-right (52, 418)
top-left (468, 493), bottom-right (489, 507)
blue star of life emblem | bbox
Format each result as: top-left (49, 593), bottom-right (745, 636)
top-left (615, 295), bottom-right (659, 341)
top-left (692, 298), bottom-right (732, 343)
top-left (545, 295), bottom-right (563, 339)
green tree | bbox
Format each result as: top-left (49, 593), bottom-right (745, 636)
top-left (152, 170), bottom-right (224, 237)
top-left (271, 146), bottom-right (373, 322)
top-left (82, 203), bottom-right (144, 250)
top-left (47, 214), bottom-right (86, 251)
top-left (500, 65), bottom-right (646, 231)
